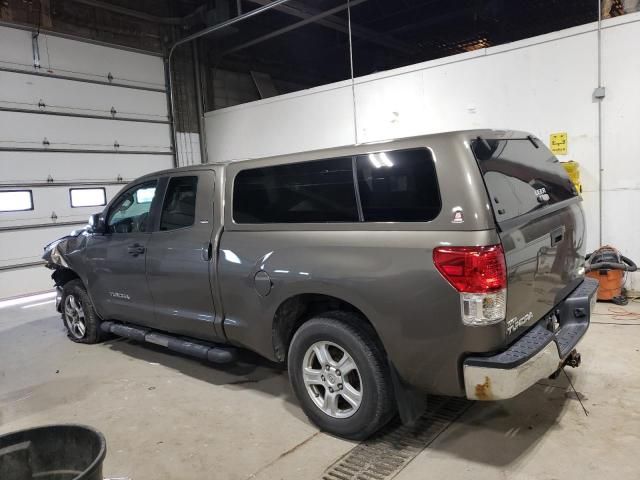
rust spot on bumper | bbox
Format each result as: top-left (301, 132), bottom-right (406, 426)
top-left (475, 376), bottom-right (493, 400)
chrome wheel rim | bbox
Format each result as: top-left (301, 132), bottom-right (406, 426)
top-left (302, 341), bottom-right (363, 419)
top-left (64, 294), bottom-right (86, 339)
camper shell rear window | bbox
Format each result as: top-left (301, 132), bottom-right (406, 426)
top-left (471, 137), bottom-right (578, 223)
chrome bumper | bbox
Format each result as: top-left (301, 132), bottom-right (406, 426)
top-left (464, 341), bottom-right (563, 400)
top-left (463, 277), bottom-right (598, 401)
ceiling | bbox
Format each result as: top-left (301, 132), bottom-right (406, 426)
top-left (1, 0), bottom-right (601, 94)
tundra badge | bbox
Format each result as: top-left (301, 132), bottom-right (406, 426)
top-left (506, 311), bottom-right (533, 335)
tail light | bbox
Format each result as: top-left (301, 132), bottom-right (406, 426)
top-left (433, 245), bottom-right (507, 326)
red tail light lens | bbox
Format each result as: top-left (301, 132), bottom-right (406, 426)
top-left (433, 245), bottom-right (507, 293)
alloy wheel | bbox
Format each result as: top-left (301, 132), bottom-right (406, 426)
top-left (302, 341), bottom-right (363, 418)
top-left (64, 294), bottom-right (86, 339)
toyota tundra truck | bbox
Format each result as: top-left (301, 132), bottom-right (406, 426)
top-left (43, 129), bottom-right (598, 439)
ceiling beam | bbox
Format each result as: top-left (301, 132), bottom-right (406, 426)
top-left (68, 0), bottom-right (184, 24)
top-left (224, 0), bottom-right (368, 54)
top-left (246, 0), bottom-right (418, 55)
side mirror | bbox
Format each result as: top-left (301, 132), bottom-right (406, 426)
top-left (88, 213), bottom-right (106, 234)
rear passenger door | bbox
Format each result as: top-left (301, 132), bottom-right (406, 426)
top-left (145, 170), bottom-right (219, 341)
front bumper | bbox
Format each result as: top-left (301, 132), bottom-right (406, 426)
top-left (463, 277), bottom-right (599, 400)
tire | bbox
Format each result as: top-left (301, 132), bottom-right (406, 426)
top-left (288, 311), bottom-right (396, 440)
top-left (60, 279), bottom-right (104, 344)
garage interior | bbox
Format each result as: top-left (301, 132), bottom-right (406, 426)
top-left (1, 1), bottom-right (640, 479)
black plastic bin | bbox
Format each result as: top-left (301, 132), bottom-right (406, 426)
top-left (0, 424), bottom-right (106, 480)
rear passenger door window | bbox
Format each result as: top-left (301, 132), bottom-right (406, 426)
top-left (160, 176), bottom-right (198, 231)
top-left (233, 157), bottom-right (358, 223)
top-left (355, 148), bottom-right (441, 222)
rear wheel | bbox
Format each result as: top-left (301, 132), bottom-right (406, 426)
top-left (288, 312), bottom-right (395, 440)
top-left (61, 279), bottom-right (103, 344)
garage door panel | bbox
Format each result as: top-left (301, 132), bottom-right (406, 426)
top-left (0, 71), bottom-right (168, 121)
top-left (0, 111), bottom-right (172, 152)
top-left (0, 268), bottom-right (54, 299)
top-left (0, 225), bottom-right (78, 267)
top-left (0, 28), bottom-right (38, 69)
top-left (0, 185), bottom-right (124, 228)
top-left (0, 152), bottom-right (173, 183)
top-left (0, 25), bottom-right (173, 299)
top-left (42, 34), bottom-right (165, 89)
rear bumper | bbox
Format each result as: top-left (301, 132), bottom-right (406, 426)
top-left (463, 277), bottom-right (598, 400)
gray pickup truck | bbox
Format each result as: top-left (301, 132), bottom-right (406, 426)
top-left (43, 129), bottom-right (598, 439)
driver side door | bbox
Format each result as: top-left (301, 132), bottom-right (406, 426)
top-left (84, 179), bottom-right (160, 325)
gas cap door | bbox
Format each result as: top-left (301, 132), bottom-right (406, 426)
top-left (254, 271), bottom-right (273, 296)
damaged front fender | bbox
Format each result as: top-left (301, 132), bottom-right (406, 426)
top-left (42, 229), bottom-right (88, 272)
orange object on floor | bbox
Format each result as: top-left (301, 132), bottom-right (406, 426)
top-left (586, 269), bottom-right (624, 301)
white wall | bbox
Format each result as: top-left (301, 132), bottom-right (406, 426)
top-left (600, 15), bottom-right (640, 291)
top-left (0, 25), bottom-right (173, 298)
top-left (205, 13), bottom-right (640, 291)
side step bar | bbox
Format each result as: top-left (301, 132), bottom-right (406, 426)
top-left (100, 321), bottom-right (236, 364)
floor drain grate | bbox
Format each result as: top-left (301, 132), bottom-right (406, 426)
top-left (323, 396), bottom-right (473, 480)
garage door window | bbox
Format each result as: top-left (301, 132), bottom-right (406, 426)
top-left (233, 158), bottom-right (358, 223)
top-left (0, 190), bottom-right (33, 212)
top-left (69, 188), bottom-right (106, 208)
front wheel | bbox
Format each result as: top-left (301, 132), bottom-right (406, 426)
top-left (61, 279), bottom-right (104, 344)
top-left (288, 312), bottom-right (395, 440)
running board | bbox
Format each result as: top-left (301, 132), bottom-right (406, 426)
top-left (100, 321), bottom-right (236, 364)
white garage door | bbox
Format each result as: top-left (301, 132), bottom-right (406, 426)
top-left (0, 25), bottom-right (175, 299)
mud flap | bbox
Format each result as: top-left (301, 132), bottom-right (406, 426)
top-left (389, 362), bottom-right (426, 425)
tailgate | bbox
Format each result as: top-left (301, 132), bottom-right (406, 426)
top-left (471, 137), bottom-right (586, 340)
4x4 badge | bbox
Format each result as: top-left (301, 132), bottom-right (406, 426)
top-left (451, 207), bottom-right (464, 224)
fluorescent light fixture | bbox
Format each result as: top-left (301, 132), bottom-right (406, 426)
top-left (368, 153), bottom-right (382, 168)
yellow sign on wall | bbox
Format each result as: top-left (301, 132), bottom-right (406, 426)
top-left (550, 132), bottom-right (568, 155)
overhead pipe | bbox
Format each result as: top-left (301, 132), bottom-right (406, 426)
top-left (166, 0), bottom-right (293, 166)
top-left (192, 40), bottom-right (208, 164)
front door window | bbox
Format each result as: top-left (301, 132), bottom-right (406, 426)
top-left (107, 181), bottom-right (157, 234)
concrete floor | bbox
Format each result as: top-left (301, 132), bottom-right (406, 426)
top-left (1, 294), bottom-right (639, 480)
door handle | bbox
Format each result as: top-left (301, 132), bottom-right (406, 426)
top-left (127, 243), bottom-right (146, 256)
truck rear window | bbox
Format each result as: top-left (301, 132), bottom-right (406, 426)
top-left (471, 138), bottom-right (578, 222)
